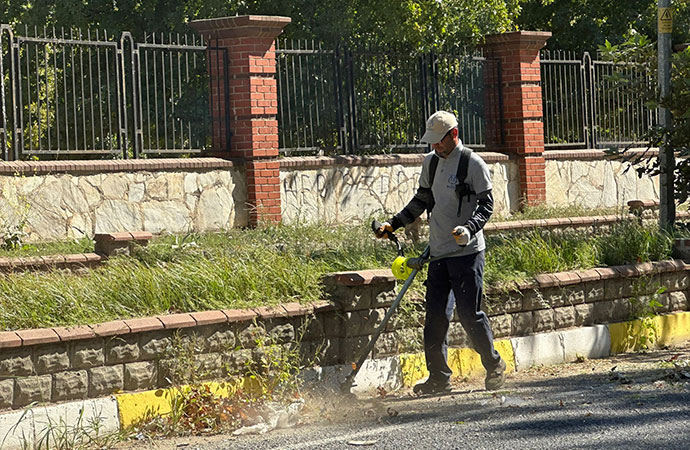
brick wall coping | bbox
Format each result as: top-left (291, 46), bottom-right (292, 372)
top-left (0, 253), bottom-right (102, 273)
top-left (485, 211), bottom-right (690, 233)
top-left (544, 149), bottom-right (659, 161)
top-left (0, 300), bottom-right (335, 350)
top-left (0, 158), bottom-right (238, 176)
top-left (279, 152), bottom-right (511, 170)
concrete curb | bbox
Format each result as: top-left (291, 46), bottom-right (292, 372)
top-left (1, 311), bottom-right (689, 447)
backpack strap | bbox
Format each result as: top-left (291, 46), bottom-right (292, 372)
top-left (428, 154), bottom-right (439, 187)
top-left (454, 147), bottom-right (475, 217)
top-left (425, 154), bottom-right (439, 214)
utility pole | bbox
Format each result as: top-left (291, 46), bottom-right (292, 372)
top-left (658, 0), bottom-right (675, 229)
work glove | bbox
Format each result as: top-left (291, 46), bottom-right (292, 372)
top-left (406, 257), bottom-right (426, 270)
top-left (375, 221), bottom-right (394, 239)
top-left (452, 225), bottom-right (471, 246)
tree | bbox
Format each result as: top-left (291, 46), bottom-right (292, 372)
top-left (517, 0), bottom-right (690, 52)
top-left (599, 35), bottom-right (690, 207)
top-left (1, 0), bottom-right (522, 49)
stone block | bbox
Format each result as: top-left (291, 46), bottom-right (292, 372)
top-left (489, 314), bottom-right (512, 338)
top-left (670, 291), bottom-right (688, 311)
top-left (371, 282), bottom-right (397, 308)
top-left (544, 287), bottom-right (569, 308)
top-left (312, 338), bottom-right (342, 366)
top-left (611, 298), bottom-right (632, 322)
top-left (139, 332), bottom-right (172, 359)
top-left (512, 312), bottom-right (534, 336)
top-left (206, 328), bottom-right (236, 352)
top-left (563, 286), bottom-right (586, 305)
top-left (662, 272), bottom-right (689, 291)
top-left (194, 353), bottom-right (223, 379)
top-left (269, 324), bottom-right (295, 344)
top-left (72, 340), bottom-right (104, 369)
top-left (224, 349), bottom-right (253, 373)
top-left (448, 322), bottom-right (468, 347)
top-left (554, 306), bottom-right (576, 329)
top-left (342, 336), bottom-right (370, 363)
top-left (52, 371), bottom-right (88, 401)
top-left (322, 311), bottom-right (345, 338)
top-left (533, 309), bottom-right (555, 333)
top-left (393, 328), bottom-right (423, 353)
top-left (106, 336), bottom-right (140, 364)
top-left (14, 376), bottom-right (51, 407)
top-left (490, 291), bottom-right (522, 314)
top-left (348, 309), bottom-right (385, 336)
top-left (124, 362), bottom-right (157, 391)
top-left (302, 316), bottom-right (325, 341)
top-left (0, 351), bottom-right (34, 377)
top-left (655, 293), bottom-right (672, 313)
top-left (584, 281), bottom-right (605, 303)
top-left (239, 325), bottom-right (266, 348)
top-left (35, 346), bottom-right (71, 374)
top-left (574, 303), bottom-right (595, 326)
top-left (604, 279), bottom-right (626, 301)
top-left (521, 289), bottom-right (549, 311)
top-left (324, 285), bottom-right (372, 312)
top-left (88, 366), bottom-right (124, 397)
top-left (373, 332), bottom-right (399, 357)
top-left (592, 300), bottom-right (616, 323)
top-left (0, 379), bottom-right (13, 408)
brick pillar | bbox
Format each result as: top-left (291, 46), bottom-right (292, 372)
top-left (484, 31), bottom-right (551, 207)
top-left (190, 16), bottom-right (290, 225)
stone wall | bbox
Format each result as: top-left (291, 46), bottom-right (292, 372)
top-left (0, 159), bottom-right (247, 242)
top-left (545, 150), bottom-right (660, 208)
top-left (0, 259), bottom-right (687, 411)
top-left (280, 153), bottom-right (520, 224)
top-left (0, 151), bottom-right (666, 242)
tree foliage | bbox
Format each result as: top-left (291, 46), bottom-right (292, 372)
top-left (599, 35), bottom-right (690, 206)
top-left (517, 0), bottom-right (690, 52)
top-left (1, 0), bottom-right (521, 49)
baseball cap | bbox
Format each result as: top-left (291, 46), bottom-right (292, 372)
top-left (420, 111), bottom-right (458, 144)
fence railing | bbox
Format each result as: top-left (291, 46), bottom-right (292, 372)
top-left (540, 50), bottom-right (657, 149)
top-left (276, 40), bottom-right (503, 155)
top-left (0, 25), bottom-right (227, 160)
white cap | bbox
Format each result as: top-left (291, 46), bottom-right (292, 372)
top-left (420, 111), bottom-right (458, 144)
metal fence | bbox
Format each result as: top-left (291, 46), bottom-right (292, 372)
top-left (540, 50), bottom-right (657, 149)
top-left (276, 40), bottom-right (502, 155)
top-left (0, 25), bottom-right (227, 160)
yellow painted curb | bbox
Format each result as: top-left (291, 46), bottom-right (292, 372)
top-left (609, 311), bottom-right (690, 354)
top-left (399, 339), bottom-right (514, 387)
top-left (115, 379), bottom-right (246, 428)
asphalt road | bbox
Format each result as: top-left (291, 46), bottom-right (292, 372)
top-left (130, 345), bottom-right (690, 450)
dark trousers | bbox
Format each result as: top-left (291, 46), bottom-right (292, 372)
top-left (424, 250), bottom-right (500, 382)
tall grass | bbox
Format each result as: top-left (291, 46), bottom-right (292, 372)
top-left (0, 219), bottom-right (678, 330)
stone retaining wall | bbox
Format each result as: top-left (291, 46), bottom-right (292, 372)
top-left (0, 259), bottom-right (688, 411)
top-left (0, 151), bottom-right (666, 242)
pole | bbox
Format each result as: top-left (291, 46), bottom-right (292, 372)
top-left (658, 0), bottom-right (675, 229)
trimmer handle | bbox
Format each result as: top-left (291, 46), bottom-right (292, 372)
top-left (372, 219), bottom-right (403, 256)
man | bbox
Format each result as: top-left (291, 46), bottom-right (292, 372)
top-left (376, 110), bottom-right (505, 394)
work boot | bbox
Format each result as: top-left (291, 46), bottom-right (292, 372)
top-left (485, 358), bottom-right (506, 391)
top-left (413, 378), bottom-right (452, 395)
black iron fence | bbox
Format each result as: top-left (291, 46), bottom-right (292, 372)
top-left (540, 50), bottom-right (657, 149)
top-left (276, 40), bottom-right (503, 155)
top-left (0, 25), bottom-right (227, 160)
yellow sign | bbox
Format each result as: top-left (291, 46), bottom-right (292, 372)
top-left (659, 7), bottom-right (673, 33)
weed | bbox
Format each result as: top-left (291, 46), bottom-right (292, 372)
top-left (623, 277), bottom-right (666, 350)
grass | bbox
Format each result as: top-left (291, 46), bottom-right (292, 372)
top-left (0, 206), bottom-right (686, 331)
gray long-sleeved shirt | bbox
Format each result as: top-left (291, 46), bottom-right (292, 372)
top-left (391, 144), bottom-right (493, 259)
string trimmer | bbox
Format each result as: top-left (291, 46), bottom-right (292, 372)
top-left (340, 220), bottom-right (430, 393)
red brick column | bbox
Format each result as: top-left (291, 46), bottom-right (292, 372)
top-left (190, 16), bottom-right (290, 225)
top-left (484, 31), bottom-right (551, 207)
